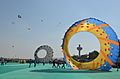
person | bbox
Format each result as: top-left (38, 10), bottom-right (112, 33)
top-left (116, 60), bottom-right (119, 71)
top-left (52, 62), bottom-right (56, 68)
top-left (34, 60), bottom-right (37, 67)
top-left (116, 58), bottom-right (119, 71)
top-left (117, 40), bottom-right (120, 71)
top-left (42, 62), bottom-right (45, 66)
top-left (28, 59), bottom-right (32, 68)
top-left (4, 60), bottom-right (7, 65)
top-left (117, 66), bottom-right (119, 71)
top-left (52, 59), bottom-right (57, 68)
top-left (57, 60), bottom-right (60, 68)
top-left (1, 58), bottom-right (4, 66)
top-left (62, 61), bottom-right (65, 69)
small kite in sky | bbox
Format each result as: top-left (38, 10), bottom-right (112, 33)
top-left (27, 27), bottom-right (31, 30)
top-left (59, 22), bottom-right (61, 24)
top-left (11, 22), bottom-right (15, 24)
top-left (18, 15), bottom-right (22, 18)
top-left (12, 45), bottom-right (15, 48)
top-left (41, 19), bottom-right (43, 22)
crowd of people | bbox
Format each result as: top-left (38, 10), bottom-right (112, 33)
top-left (28, 59), bottom-right (36, 68)
top-left (0, 58), bottom-right (7, 66)
top-left (0, 57), bottom-right (66, 69)
top-left (1, 57), bottom-right (120, 71)
top-left (28, 59), bottom-right (66, 69)
top-left (52, 59), bottom-right (66, 68)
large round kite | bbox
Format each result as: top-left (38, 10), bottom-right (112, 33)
top-left (34, 45), bottom-right (54, 63)
top-left (62, 18), bottom-right (119, 71)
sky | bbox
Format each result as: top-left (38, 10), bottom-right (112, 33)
top-left (0, 0), bottom-right (120, 59)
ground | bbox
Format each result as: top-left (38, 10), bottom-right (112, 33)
top-left (0, 63), bottom-right (120, 79)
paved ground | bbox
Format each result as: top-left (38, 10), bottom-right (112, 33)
top-left (0, 63), bottom-right (120, 79)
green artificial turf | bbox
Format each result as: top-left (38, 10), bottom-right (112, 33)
top-left (0, 63), bottom-right (28, 74)
top-left (0, 63), bottom-right (120, 79)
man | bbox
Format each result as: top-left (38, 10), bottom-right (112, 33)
top-left (117, 39), bottom-right (120, 71)
top-left (62, 61), bottom-right (66, 69)
top-left (52, 59), bottom-right (57, 68)
top-left (34, 60), bottom-right (37, 67)
top-left (1, 58), bottom-right (4, 66)
top-left (28, 59), bottom-right (32, 68)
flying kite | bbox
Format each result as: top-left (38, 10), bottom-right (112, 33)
top-left (18, 15), bottom-right (22, 18)
top-left (27, 27), bottom-right (31, 30)
top-left (41, 19), bottom-right (43, 22)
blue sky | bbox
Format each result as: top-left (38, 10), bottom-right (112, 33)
top-left (0, 0), bottom-right (120, 59)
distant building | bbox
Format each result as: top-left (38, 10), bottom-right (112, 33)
top-left (89, 50), bottom-right (99, 59)
top-left (71, 50), bottom-right (99, 62)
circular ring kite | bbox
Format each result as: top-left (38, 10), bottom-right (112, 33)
top-left (34, 45), bottom-right (54, 63)
top-left (62, 18), bottom-right (119, 71)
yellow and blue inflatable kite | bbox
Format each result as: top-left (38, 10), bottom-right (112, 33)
top-left (62, 18), bottom-right (119, 71)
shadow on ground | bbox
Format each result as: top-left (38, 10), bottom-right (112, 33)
top-left (30, 69), bottom-right (112, 73)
